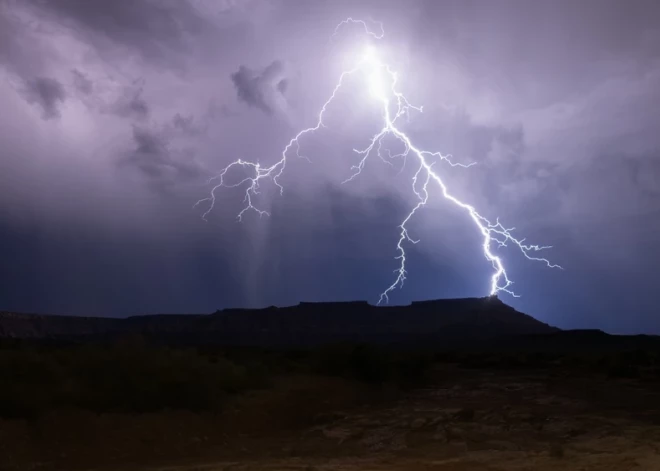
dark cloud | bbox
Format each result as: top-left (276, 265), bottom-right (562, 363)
top-left (34, 0), bottom-right (209, 68)
top-left (231, 60), bottom-right (289, 115)
top-left (0, 3), bottom-right (18, 68)
top-left (111, 78), bottom-right (150, 120)
top-left (71, 68), bottom-right (92, 95)
top-left (172, 113), bottom-right (204, 136)
top-left (1, 0), bottom-right (660, 333)
top-left (21, 76), bottom-right (66, 119)
top-left (0, 2), bottom-right (48, 77)
top-left (120, 125), bottom-right (204, 191)
top-left (206, 101), bottom-right (239, 120)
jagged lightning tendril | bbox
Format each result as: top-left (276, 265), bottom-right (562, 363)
top-left (195, 19), bottom-right (561, 304)
top-left (332, 17), bottom-right (385, 41)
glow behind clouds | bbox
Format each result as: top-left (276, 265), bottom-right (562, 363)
top-left (196, 19), bottom-right (561, 303)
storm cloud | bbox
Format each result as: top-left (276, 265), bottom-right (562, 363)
top-left (21, 76), bottom-right (66, 119)
top-left (111, 78), bottom-right (150, 120)
top-left (0, 0), bottom-right (659, 334)
top-left (231, 60), bottom-right (290, 115)
top-left (71, 68), bottom-right (93, 95)
top-left (120, 124), bottom-right (204, 191)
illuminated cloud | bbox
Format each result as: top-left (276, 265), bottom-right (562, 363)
top-left (0, 0), bottom-right (658, 333)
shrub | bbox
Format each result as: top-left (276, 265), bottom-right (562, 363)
top-left (0, 344), bottom-right (257, 417)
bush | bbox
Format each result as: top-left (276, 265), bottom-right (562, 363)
top-left (311, 344), bottom-right (433, 386)
top-left (0, 344), bottom-right (259, 417)
top-left (0, 349), bottom-right (63, 418)
top-left (0, 341), bottom-right (438, 419)
top-left (607, 363), bottom-right (639, 379)
top-left (349, 345), bottom-right (394, 383)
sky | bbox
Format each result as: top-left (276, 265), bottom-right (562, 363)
top-left (0, 0), bottom-right (659, 334)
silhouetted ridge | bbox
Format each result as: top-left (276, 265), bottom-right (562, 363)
top-left (0, 297), bottom-right (561, 347)
top-left (297, 300), bottom-right (370, 307)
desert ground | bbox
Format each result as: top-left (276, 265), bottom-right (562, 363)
top-left (3, 358), bottom-right (660, 471)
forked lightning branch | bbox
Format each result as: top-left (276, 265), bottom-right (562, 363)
top-left (195, 18), bottom-right (561, 304)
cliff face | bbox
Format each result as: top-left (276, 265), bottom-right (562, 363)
top-left (0, 297), bottom-right (558, 346)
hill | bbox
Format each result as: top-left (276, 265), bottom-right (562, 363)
top-left (0, 296), bottom-right (557, 346)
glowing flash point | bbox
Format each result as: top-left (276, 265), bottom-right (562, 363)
top-left (368, 70), bottom-right (386, 100)
top-left (363, 45), bottom-right (378, 62)
top-left (196, 18), bottom-right (561, 303)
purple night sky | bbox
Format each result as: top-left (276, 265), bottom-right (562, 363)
top-left (1, 0), bottom-right (659, 333)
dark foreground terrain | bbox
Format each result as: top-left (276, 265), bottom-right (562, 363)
top-left (0, 297), bottom-right (557, 347)
top-left (2, 341), bottom-right (660, 470)
top-left (2, 299), bottom-right (660, 470)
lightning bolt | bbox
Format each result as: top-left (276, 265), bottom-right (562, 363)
top-left (195, 18), bottom-right (561, 304)
top-left (332, 17), bottom-right (385, 41)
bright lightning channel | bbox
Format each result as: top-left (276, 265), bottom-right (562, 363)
top-left (195, 18), bottom-right (561, 304)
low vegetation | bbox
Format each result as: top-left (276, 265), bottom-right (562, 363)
top-left (1, 336), bottom-right (660, 420)
top-left (0, 338), bottom-right (435, 419)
